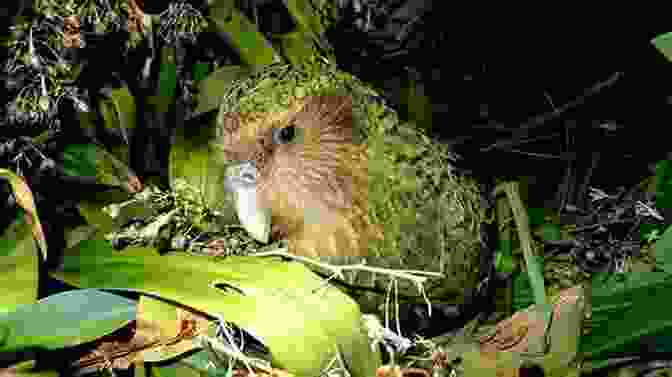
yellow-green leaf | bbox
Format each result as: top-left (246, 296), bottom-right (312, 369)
top-left (52, 243), bottom-right (380, 377)
top-left (0, 169), bottom-right (47, 260)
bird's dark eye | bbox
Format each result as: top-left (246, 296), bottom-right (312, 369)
top-left (273, 124), bottom-right (297, 144)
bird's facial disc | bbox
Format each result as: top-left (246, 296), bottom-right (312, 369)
top-left (224, 161), bottom-right (271, 243)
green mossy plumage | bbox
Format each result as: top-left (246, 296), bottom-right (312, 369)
top-left (215, 57), bottom-right (487, 305)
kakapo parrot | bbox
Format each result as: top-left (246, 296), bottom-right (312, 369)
top-left (175, 57), bottom-right (485, 301)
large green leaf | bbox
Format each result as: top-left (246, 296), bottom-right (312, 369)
top-left (191, 65), bottom-right (252, 117)
top-left (97, 85), bottom-right (137, 164)
top-left (652, 32), bottom-right (672, 63)
top-left (207, 1), bottom-right (278, 69)
top-left (0, 214), bottom-right (40, 314)
top-left (654, 224), bottom-right (672, 273)
top-left (58, 142), bottom-right (142, 234)
top-left (0, 169), bottom-right (47, 261)
top-left (274, 31), bottom-right (319, 66)
top-left (158, 47), bottom-right (178, 100)
top-left (51, 241), bottom-right (380, 376)
top-left (59, 142), bottom-right (140, 193)
top-left (581, 271), bottom-right (672, 360)
top-left (0, 289), bottom-right (136, 354)
top-left (284, 0), bottom-right (329, 37)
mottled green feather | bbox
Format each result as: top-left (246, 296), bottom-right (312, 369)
top-left (214, 57), bottom-right (487, 305)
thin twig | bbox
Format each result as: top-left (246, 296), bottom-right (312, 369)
top-left (250, 249), bottom-right (443, 283)
top-left (481, 71), bottom-right (623, 152)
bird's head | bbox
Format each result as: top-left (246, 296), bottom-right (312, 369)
top-left (218, 94), bottom-right (383, 257)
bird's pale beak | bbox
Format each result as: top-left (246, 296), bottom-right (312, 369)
top-left (223, 161), bottom-right (271, 244)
